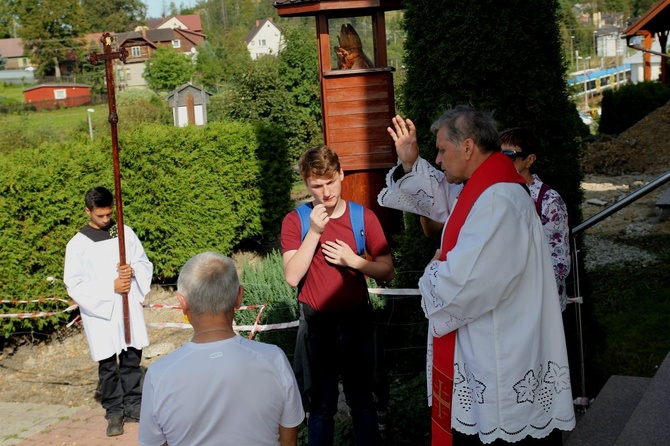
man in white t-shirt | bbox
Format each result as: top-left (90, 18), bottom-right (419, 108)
top-left (138, 252), bottom-right (304, 446)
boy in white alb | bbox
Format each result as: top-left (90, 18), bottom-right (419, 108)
top-left (64, 186), bottom-right (153, 437)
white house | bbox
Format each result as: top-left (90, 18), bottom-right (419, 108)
top-left (244, 19), bottom-right (283, 60)
top-left (624, 38), bottom-right (663, 84)
top-left (157, 14), bottom-right (203, 33)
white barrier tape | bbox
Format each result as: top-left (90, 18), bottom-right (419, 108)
top-left (143, 303), bottom-right (182, 310)
top-left (67, 314), bottom-right (81, 328)
top-left (0, 304), bottom-right (78, 319)
top-left (368, 288), bottom-right (421, 295)
top-left (147, 320), bottom-right (300, 332)
top-left (235, 320), bottom-right (300, 332)
top-left (143, 304), bottom-right (266, 311)
top-left (0, 297), bottom-right (73, 305)
top-left (147, 322), bottom-right (192, 329)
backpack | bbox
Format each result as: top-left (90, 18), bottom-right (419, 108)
top-left (295, 201), bottom-right (366, 256)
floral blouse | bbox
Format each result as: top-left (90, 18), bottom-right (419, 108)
top-left (529, 174), bottom-right (571, 311)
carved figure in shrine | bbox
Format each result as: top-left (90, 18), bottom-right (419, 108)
top-left (334, 23), bottom-right (374, 70)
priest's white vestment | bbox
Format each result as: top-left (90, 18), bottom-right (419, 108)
top-left (379, 158), bottom-right (576, 443)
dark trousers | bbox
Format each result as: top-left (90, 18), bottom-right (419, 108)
top-left (300, 301), bottom-right (381, 446)
top-left (453, 429), bottom-right (563, 446)
top-left (98, 347), bottom-right (142, 419)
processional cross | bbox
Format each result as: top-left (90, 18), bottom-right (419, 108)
top-left (87, 33), bottom-right (132, 344)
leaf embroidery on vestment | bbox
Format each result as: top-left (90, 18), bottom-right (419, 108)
top-left (513, 367), bottom-right (541, 404)
top-left (544, 361), bottom-right (571, 394)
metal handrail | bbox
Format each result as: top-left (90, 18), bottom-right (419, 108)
top-left (569, 169), bottom-right (670, 409)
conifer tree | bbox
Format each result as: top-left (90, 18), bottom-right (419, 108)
top-left (395, 0), bottom-right (585, 285)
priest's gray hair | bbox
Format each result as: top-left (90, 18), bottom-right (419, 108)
top-left (177, 252), bottom-right (239, 315)
top-left (430, 105), bottom-right (500, 154)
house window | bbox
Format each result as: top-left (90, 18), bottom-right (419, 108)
top-left (259, 39), bottom-right (266, 46)
top-left (131, 46), bottom-right (141, 57)
top-left (54, 89), bottom-right (67, 100)
top-left (172, 39), bottom-right (181, 49)
top-left (125, 69), bottom-right (131, 81)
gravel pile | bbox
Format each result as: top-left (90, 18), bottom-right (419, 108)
top-left (581, 100), bottom-right (670, 176)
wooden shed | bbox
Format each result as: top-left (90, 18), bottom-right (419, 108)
top-left (166, 83), bottom-right (212, 127)
top-left (23, 84), bottom-right (92, 110)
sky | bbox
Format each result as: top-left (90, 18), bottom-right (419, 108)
top-left (144, 0), bottom-right (196, 19)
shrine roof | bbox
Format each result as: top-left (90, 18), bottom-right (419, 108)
top-left (623, 0), bottom-right (670, 36)
top-left (273, 0), bottom-right (403, 16)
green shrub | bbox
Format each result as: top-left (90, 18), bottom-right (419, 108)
top-left (116, 90), bottom-right (172, 130)
top-left (0, 120), bottom-right (292, 337)
top-left (0, 117), bottom-right (66, 154)
top-left (238, 250), bottom-right (298, 355)
top-left (598, 82), bottom-right (670, 135)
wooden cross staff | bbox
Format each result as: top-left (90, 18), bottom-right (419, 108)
top-left (87, 33), bottom-right (132, 344)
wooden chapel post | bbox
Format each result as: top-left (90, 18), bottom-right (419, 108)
top-left (274, 0), bottom-right (404, 242)
top-left (87, 33), bottom-right (132, 344)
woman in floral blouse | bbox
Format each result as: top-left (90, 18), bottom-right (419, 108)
top-left (500, 128), bottom-right (571, 311)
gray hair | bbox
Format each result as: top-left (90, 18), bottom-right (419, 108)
top-left (177, 252), bottom-right (240, 315)
top-left (430, 105), bottom-right (500, 154)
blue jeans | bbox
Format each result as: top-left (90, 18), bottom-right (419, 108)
top-left (299, 301), bottom-right (381, 446)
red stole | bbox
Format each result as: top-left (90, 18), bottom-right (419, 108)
top-left (431, 152), bottom-right (526, 445)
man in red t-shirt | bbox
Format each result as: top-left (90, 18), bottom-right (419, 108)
top-left (281, 145), bottom-right (395, 445)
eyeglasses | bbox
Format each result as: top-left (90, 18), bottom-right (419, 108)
top-left (502, 149), bottom-right (526, 161)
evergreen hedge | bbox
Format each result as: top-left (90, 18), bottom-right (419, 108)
top-left (398, 0), bottom-right (585, 282)
top-left (0, 121), bottom-right (292, 337)
top-left (598, 81), bottom-right (670, 135)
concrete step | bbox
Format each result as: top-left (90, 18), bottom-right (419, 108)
top-left (615, 351), bottom-right (670, 445)
top-left (563, 375), bottom-right (650, 446)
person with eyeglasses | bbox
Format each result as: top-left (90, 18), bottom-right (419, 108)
top-left (379, 108), bottom-right (575, 445)
top-left (500, 128), bottom-right (571, 312)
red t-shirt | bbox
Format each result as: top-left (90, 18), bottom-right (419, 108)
top-left (281, 201), bottom-right (391, 312)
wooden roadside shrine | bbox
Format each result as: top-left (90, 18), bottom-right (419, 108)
top-left (274, 0), bottom-right (404, 240)
top-left (87, 33), bottom-right (132, 344)
top-left (622, 0), bottom-right (670, 85)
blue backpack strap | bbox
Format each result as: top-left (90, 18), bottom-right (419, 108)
top-left (348, 201), bottom-right (365, 256)
top-left (297, 201), bottom-right (365, 256)
top-left (296, 202), bottom-right (314, 242)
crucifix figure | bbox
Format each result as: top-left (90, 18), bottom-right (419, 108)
top-left (87, 33), bottom-right (132, 343)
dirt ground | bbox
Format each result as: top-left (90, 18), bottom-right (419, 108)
top-left (1, 103), bottom-right (669, 409)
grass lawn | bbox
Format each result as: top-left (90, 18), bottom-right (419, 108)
top-left (0, 83), bottom-right (28, 103)
top-left (583, 233), bottom-right (670, 395)
top-left (0, 84), bottom-right (108, 135)
top-left (0, 104), bottom-right (106, 133)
